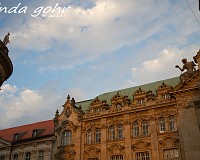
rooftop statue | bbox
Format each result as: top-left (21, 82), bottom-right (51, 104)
top-left (3, 32), bottom-right (10, 46)
top-left (175, 58), bottom-right (197, 82)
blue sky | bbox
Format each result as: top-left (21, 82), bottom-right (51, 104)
top-left (0, 0), bottom-right (200, 129)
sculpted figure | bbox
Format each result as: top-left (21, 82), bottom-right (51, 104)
top-left (3, 32), bottom-right (10, 46)
top-left (175, 58), bottom-right (196, 82)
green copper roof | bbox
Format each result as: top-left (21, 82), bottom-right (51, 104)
top-left (76, 77), bottom-right (180, 112)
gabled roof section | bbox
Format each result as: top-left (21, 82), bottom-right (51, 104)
top-left (0, 120), bottom-right (54, 142)
top-left (76, 77), bottom-right (180, 112)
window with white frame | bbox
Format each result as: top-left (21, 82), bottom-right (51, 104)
top-left (24, 152), bottom-right (31, 160)
top-left (159, 117), bottom-right (166, 133)
top-left (94, 108), bottom-right (101, 113)
top-left (162, 94), bottom-right (170, 99)
top-left (163, 149), bottom-right (179, 160)
top-left (136, 151), bottom-right (150, 160)
top-left (142, 120), bottom-right (149, 136)
top-left (13, 154), bottom-right (18, 160)
top-left (109, 125), bottom-right (115, 140)
top-left (138, 98), bottom-right (144, 104)
top-left (95, 128), bottom-right (101, 143)
top-left (62, 130), bottom-right (72, 146)
top-left (169, 116), bottom-right (175, 131)
top-left (133, 121), bottom-right (139, 137)
top-left (110, 155), bottom-right (123, 160)
top-left (38, 150), bottom-right (44, 160)
top-left (0, 156), bottom-right (5, 160)
top-left (117, 124), bottom-right (123, 139)
top-left (87, 129), bottom-right (92, 144)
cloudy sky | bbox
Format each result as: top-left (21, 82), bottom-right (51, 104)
top-left (0, 0), bottom-right (200, 129)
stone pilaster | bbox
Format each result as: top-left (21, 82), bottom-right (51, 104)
top-left (100, 118), bottom-right (107, 160)
top-left (149, 115), bottom-right (159, 160)
top-left (124, 119), bottom-right (132, 160)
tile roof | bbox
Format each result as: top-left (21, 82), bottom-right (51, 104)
top-left (0, 120), bottom-right (54, 142)
top-left (76, 77), bottom-right (180, 112)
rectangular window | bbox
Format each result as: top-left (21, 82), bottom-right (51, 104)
top-left (38, 150), bottom-right (44, 160)
top-left (32, 130), bottom-right (37, 137)
top-left (164, 149), bottom-right (179, 160)
top-left (162, 94), bottom-right (170, 99)
top-left (13, 154), bottom-right (18, 160)
top-left (94, 108), bottom-right (101, 112)
top-left (24, 152), bottom-right (31, 160)
top-left (138, 99), bottom-right (144, 104)
top-left (136, 152), bottom-right (150, 160)
top-left (13, 133), bottom-right (19, 141)
top-left (110, 155), bottom-right (123, 160)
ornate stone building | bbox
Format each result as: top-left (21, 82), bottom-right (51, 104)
top-left (0, 120), bottom-right (55, 160)
top-left (52, 51), bottom-right (200, 160)
top-left (0, 51), bottom-right (199, 160)
top-left (0, 34), bottom-right (13, 87)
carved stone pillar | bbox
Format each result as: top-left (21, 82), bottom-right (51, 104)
top-left (100, 118), bottom-right (107, 160)
top-left (149, 113), bottom-right (159, 160)
top-left (124, 118), bottom-right (132, 160)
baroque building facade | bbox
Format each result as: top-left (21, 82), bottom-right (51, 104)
top-left (0, 51), bottom-right (200, 160)
top-left (52, 51), bottom-right (200, 160)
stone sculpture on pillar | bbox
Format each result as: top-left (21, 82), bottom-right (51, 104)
top-left (175, 58), bottom-right (197, 82)
top-left (3, 32), bottom-right (10, 46)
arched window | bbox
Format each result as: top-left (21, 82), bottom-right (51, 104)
top-left (87, 129), bottom-right (92, 144)
top-left (169, 116), bottom-right (175, 131)
top-left (133, 121), bottom-right (139, 137)
top-left (110, 155), bottom-right (123, 160)
top-left (109, 125), bottom-right (115, 140)
top-left (142, 120), bottom-right (149, 136)
top-left (95, 128), bottom-right (101, 143)
top-left (117, 124), bottom-right (123, 139)
top-left (159, 117), bottom-right (166, 133)
top-left (62, 130), bottom-right (72, 146)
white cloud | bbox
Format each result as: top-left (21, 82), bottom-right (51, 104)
top-left (130, 46), bottom-right (199, 85)
top-left (0, 84), bottom-right (86, 129)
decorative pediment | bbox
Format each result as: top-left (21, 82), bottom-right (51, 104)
top-left (56, 120), bottom-right (77, 134)
top-left (132, 140), bottom-right (151, 150)
top-left (111, 92), bottom-right (130, 105)
top-left (159, 136), bottom-right (179, 148)
top-left (107, 143), bottom-right (125, 153)
top-left (84, 146), bottom-right (101, 156)
top-left (55, 147), bottom-right (76, 160)
top-left (133, 87), bottom-right (146, 97)
top-left (157, 82), bottom-right (173, 92)
top-left (86, 97), bottom-right (109, 114)
top-left (90, 97), bottom-right (108, 108)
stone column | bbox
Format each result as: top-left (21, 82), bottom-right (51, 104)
top-left (100, 118), bottom-right (107, 160)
